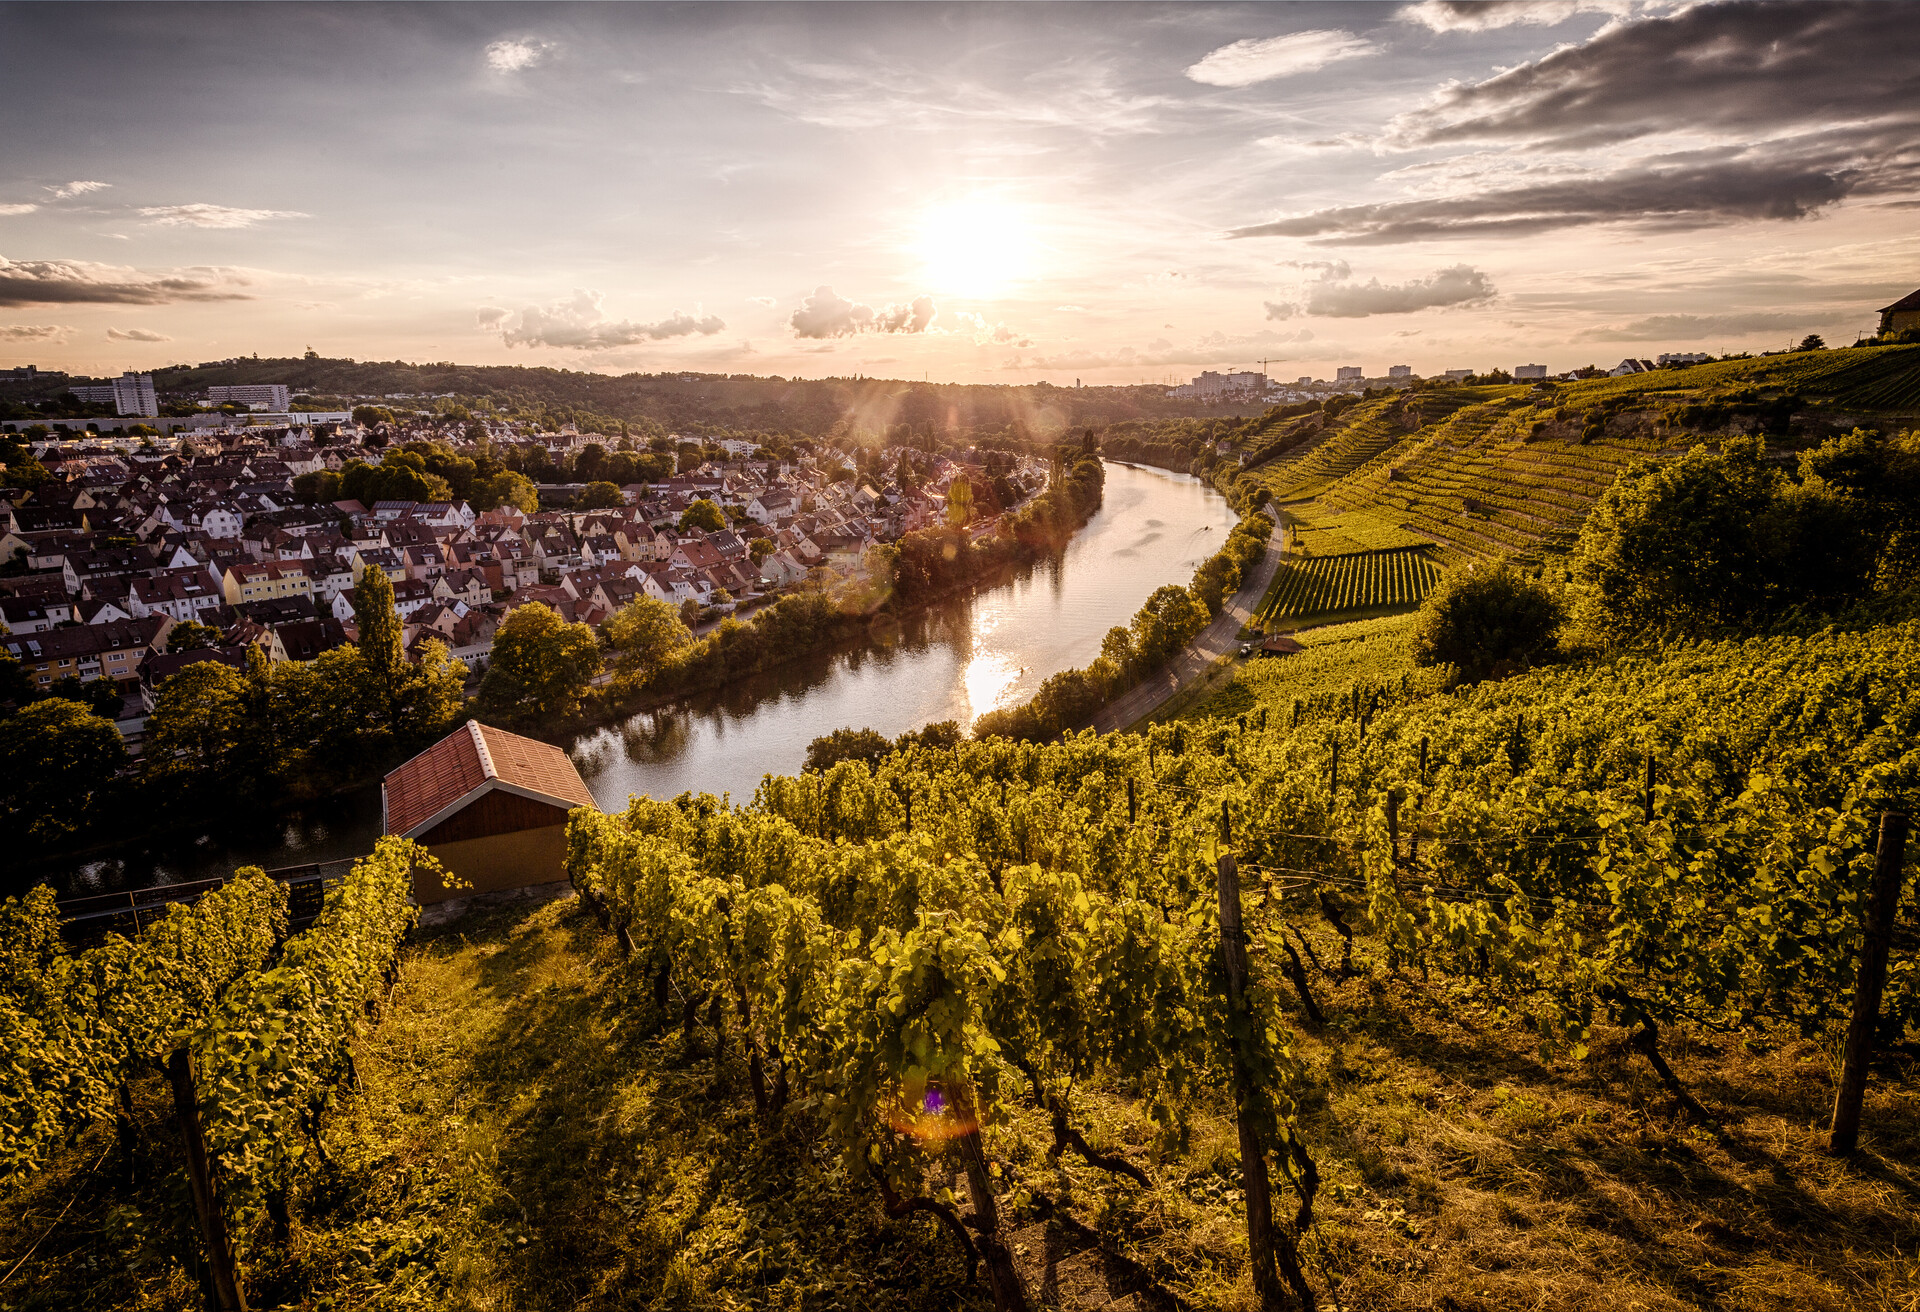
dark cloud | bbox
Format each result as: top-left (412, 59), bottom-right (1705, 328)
top-left (486, 291), bottom-right (724, 350)
top-left (1266, 264), bottom-right (1495, 317)
top-left (0, 256), bottom-right (252, 307)
top-left (1386, 0), bottom-right (1918, 150)
top-left (789, 286), bottom-right (935, 339)
top-left (1232, 157), bottom-right (1857, 245)
top-left (1235, 2), bottom-right (1920, 245)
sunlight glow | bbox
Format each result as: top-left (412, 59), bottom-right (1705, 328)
top-left (915, 196), bottom-right (1040, 299)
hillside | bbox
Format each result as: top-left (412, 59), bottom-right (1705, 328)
top-left (1238, 346), bottom-right (1920, 565)
top-left (1220, 345), bottom-right (1920, 627)
top-left (6, 618), bottom-right (1917, 1312)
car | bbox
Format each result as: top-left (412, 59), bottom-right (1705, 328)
top-left (1239, 643), bottom-right (1253, 657)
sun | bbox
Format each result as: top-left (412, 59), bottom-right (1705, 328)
top-left (914, 197), bottom-right (1039, 300)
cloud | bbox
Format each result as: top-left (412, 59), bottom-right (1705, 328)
top-left (948, 310), bottom-right (1031, 348)
top-left (0, 324), bottom-right (75, 343)
top-left (138, 203), bottom-right (307, 229)
top-left (1294, 265), bottom-right (1497, 317)
top-left (788, 286), bottom-right (936, 339)
top-left (1397, 1), bottom-right (1635, 34)
top-left (1055, 305), bottom-right (1087, 313)
top-left (1279, 259), bottom-right (1352, 282)
top-left (746, 295), bottom-right (776, 307)
top-left (1575, 312), bottom-right (1818, 341)
top-left (46, 180), bottom-right (111, 200)
top-left (487, 290), bottom-right (724, 350)
top-left (1186, 30), bottom-right (1373, 87)
top-left (1231, 4), bottom-right (1920, 246)
top-left (1385, 1), bottom-right (1918, 151)
top-left (0, 256), bottom-right (253, 307)
top-left (107, 326), bottom-right (172, 342)
top-left (0, 205), bottom-right (36, 217)
top-left (486, 39), bottom-right (553, 73)
top-left (1230, 156), bottom-right (1860, 244)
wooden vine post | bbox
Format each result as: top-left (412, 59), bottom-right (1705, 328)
top-left (166, 1048), bottom-right (248, 1312)
top-left (1215, 805), bottom-right (1291, 1311)
top-left (1127, 776), bottom-right (1137, 825)
top-left (1828, 811), bottom-right (1910, 1155)
top-left (1643, 752), bottom-right (1656, 825)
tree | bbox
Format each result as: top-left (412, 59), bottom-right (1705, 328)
top-left (1799, 334), bottom-right (1826, 352)
top-left (576, 480), bottom-right (625, 510)
top-left (748, 537), bottom-right (775, 565)
top-left (479, 603), bottom-right (602, 720)
top-left (895, 719), bottom-right (962, 752)
top-left (474, 470), bottom-right (539, 513)
top-left (45, 675), bottom-right (125, 718)
top-left (392, 638), bottom-right (469, 745)
top-left (604, 597), bottom-right (693, 678)
top-left (352, 404), bottom-right (395, 427)
top-left (947, 479), bottom-right (974, 527)
top-left (352, 565), bottom-right (406, 719)
top-left (804, 726), bottom-right (893, 773)
top-left (292, 469), bottom-right (343, 504)
top-left (680, 598), bottom-right (703, 627)
top-left (1412, 562), bottom-right (1565, 681)
top-left (145, 660), bottom-right (252, 788)
top-left (679, 498), bottom-right (727, 532)
top-left (0, 698), bottom-right (126, 845)
top-left (0, 653), bottom-right (35, 707)
top-left (166, 619), bottom-right (223, 653)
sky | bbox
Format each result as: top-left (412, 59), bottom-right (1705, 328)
top-left (2, 0), bottom-right (1918, 386)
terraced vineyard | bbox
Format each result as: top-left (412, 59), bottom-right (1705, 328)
top-left (1257, 546), bottom-right (1441, 623)
top-left (1228, 346), bottom-right (1920, 570)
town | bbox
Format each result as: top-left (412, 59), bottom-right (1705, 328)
top-left (0, 375), bottom-right (1049, 751)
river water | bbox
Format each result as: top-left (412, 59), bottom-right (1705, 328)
top-left (25, 462), bottom-right (1233, 899)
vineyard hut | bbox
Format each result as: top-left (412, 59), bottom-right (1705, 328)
top-left (1880, 288), bottom-right (1920, 336)
top-left (1261, 633), bottom-right (1306, 657)
top-left (382, 720), bottom-right (597, 905)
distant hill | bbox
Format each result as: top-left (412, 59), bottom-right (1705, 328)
top-left (1, 355), bottom-right (1279, 437)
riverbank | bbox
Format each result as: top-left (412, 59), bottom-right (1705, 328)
top-left (1087, 504), bottom-right (1284, 733)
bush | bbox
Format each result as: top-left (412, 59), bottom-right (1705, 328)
top-left (804, 727), bottom-right (893, 773)
top-left (1412, 562), bottom-right (1564, 681)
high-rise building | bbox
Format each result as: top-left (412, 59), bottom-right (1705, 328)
top-left (69, 372), bottom-right (156, 417)
top-left (1335, 366), bottom-right (1363, 381)
top-left (209, 383), bottom-right (291, 410)
top-left (1514, 363), bottom-right (1548, 380)
top-left (1387, 365), bottom-right (1412, 380)
top-left (1443, 369), bottom-right (1475, 382)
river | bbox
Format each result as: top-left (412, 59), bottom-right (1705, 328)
top-left (26, 462), bottom-right (1234, 899)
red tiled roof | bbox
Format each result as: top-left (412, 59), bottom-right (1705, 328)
top-left (382, 720), bottom-right (596, 837)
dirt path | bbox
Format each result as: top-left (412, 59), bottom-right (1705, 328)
top-left (1089, 505), bottom-right (1284, 733)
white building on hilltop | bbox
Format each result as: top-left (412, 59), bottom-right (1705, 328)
top-left (1514, 363), bottom-right (1548, 380)
top-left (1166, 369), bottom-right (1266, 399)
top-left (69, 372), bottom-right (157, 418)
top-left (209, 383), bottom-right (292, 410)
top-left (1656, 352), bottom-right (1712, 367)
top-left (1387, 365), bottom-right (1412, 380)
top-left (1335, 366), bottom-right (1363, 382)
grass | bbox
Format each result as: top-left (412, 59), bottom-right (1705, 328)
top-left (1282, 508), bottom-right (1433, 557)
top-left (8, 887), bottom-right (1918, 1311)
top-left (1181, 613), bottom-right (1424, 722)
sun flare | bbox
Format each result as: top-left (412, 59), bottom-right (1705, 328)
top-left (915, 197), bottom-right (1039, 299)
